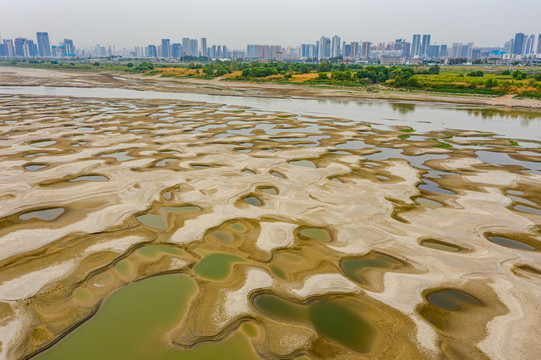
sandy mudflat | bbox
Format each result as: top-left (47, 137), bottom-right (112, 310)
top-left (2, 66), bottom-right (541, 110)
top-left (0, 68), bottom-right (540, 359)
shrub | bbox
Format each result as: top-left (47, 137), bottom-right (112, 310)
top-left (428, 65), bottom-right (440, 75)
top-left (484, 78), bottom-right (498, 88)
top-left (215, 67), bottom-right (228, 76)
top-left (501, 70), bottom-right (511, 76)
top-left (512, 70), bottom-right (527, 79)
top-left (406, 77), bottom-right (420, 87)
top-left (136, 61), bottom-right (154, 71)
top-left (317, 72), bottom-right (329, 80)
top-left (467, 70), bottom-right (484, 77)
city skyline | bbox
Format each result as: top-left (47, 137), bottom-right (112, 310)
top-left (1, 31), bottom-right (540, 62)
top-left (1, 0), bottom-right (541, 49)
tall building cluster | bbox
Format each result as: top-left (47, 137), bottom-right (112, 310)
top-left (0, 31), bottom-right (540, 62)
top-left (504, 33), bottom-right (539, 56)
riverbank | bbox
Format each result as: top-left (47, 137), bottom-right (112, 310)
top-left (2, 66), bottom-right (541, 111)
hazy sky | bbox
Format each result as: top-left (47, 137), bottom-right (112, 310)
top-left (1, 0), bottom-right (539, 49)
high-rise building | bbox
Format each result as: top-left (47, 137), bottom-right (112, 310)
top-left (27, 40), bottom-right (38, 57)
top-left (513, 33), bottom-right (526, 55)
top-left (181, 38), bottom-right (190, 57)
top-left (427, 45), bottom-right (440, 58)
top-left (361, 42), bottom-right (371, 58)
top-left (1, 39), bottom-right (14, 57)
top-left (440, 44), bottom-right (448, 58)
top-left (503, 40), bottom-right (513, 54)
top-left (161, 39), bottom-right (170, 57)
top-left (172, 43), bottom-right (182, 58)
top-left (538, 34), bottom-right (541, 54)
top-left (36, 32), bottom-right (51, 57)
top-left (63, 39), bottom-right (75, 56)
top-left (411, 34), bottom-right (421, 57)
top-left (318, 36), bottom-right (330, 59)
top-left (331, 35), bottom-right (341, 58)
top-left (525, 35), bottom-right (535, 54)
top-left (146, 45), bottom-right (157, 57)
top-left (190, 39), bottom-right (198, 57)
top-left (247, 45), bottom-right (256, 58)
top-left (14, 38), bottom-right (28, 57)
top-left (420, 34), bottom-right (431, 57)
top-left (200, 38), bottom-right (207, 57)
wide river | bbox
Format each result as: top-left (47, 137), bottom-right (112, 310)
top-left (1, 85), bottom-right (540, 141)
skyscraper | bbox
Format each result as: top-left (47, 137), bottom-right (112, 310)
top-left (36, 32), bottom-right (51, 57)
top-left (331, 35), bottom-right (341, 58)
top-left (146, 45), bottom-right (157, 57)
top-left (420, 34), bottom-right (431, 57)
top-left (361, 42), bottom-right (371, 58)
top-left (63, 39), bottom-right (75, 56)
top-left (525, 35), bottom-right (535, 54)
top-left (190, 39), bottom-right (198, 57)
top-left (411, 34), bottom-right (421, 57)
top-left (172, 43), bottom-right (182, 58)
top-left (513, 33), bottom-right (525, 55)
top-left (318, 36), bottom-right (330, 59)
top-left (161, 39), bottom-right (170, 57)
top-left (538, 34), bottom-right (541, 54)
top-left (440, 44), bottom-right (448, 58)
top-left (181, 38), bottom-right (190, 57)
top-left (14, 38), bottom-right (27, 57)
top-left (201, 38), bottom-right (207, 57)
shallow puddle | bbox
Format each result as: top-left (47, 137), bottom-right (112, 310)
top-left (309, 300), bottom-right (374, 353)
top-left (161, 205), bottom-right (201, 213)
top-left (298, 227), bottom-right (331, 242)
top-left (212, 231), bottom-right (234, 243)
top-left (31, 140), bottom-right (56, 148)
top-left (162, 191), bottom-right (172, 200)
top-left (69, 175), bottom-right (108, 182)
top-left (426, 289), bottom-right (482, 311)
top-left (259, 187), bottom-right (277, 195)
top-left (335, 140), bottom-right (365, 150)
top-left (420, 240), bottom-right (460, 252)
top-left (415, 197), bottom-right (443, 207)
top-left (513, 205), bottom-right (541, 216)
top-left (155, 158), bottom-right (177, 167)
top-left (137, 245), bottom-right (184, 258)
top-left (252, 294), bottom-right (375, 353)
top-left (230, 222), bottom-right (248, 232)
top-left (193, 253), bottom-right (246, 280)
top-left (34, 274), bottom-right (258, 360)
top-left (487, 235), bottom-right (536, 251)
top-left (341, 253), bottom-right (402, 284)
top-left (243, 196), bottom-right (262, 206)
top-left (19, 208), bottom-right (65, 221)
top-left (289, 160), bottom-right (317, 168)
top-left (24, 153), bottom-right (48, 158)
top-left (136, 214), bottom-right (167, 230)
top-left (253, 294), bottom-right (308, 323)
top-left (24, 164), bottom-right (48, 171)
top-left (101, 151), bottom-right (136, 162)
top-left (270, 171), bottom-right (284, 179)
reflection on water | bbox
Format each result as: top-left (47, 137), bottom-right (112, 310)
top-left (1, 86), bottom-right (540, 140)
